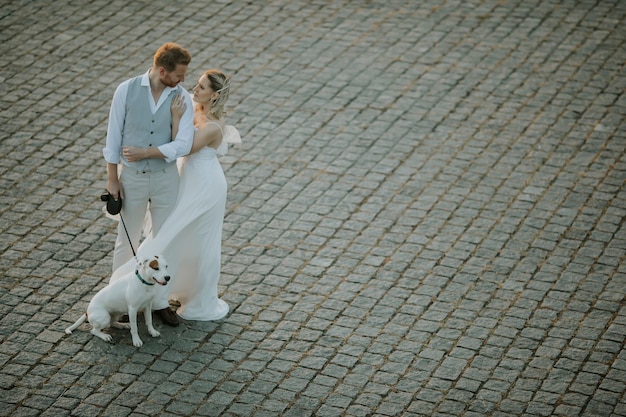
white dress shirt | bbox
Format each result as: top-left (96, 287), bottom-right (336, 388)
top-left (103, 70), bottom-right (194, 165)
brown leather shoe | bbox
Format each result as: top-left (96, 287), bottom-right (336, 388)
top-left (155, 308), bottom-right (179, 327)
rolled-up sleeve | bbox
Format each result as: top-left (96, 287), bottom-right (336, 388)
top-left (157, 88), bottom-right (194, 162)
top-left (103, 82), bottom-right (129, 164)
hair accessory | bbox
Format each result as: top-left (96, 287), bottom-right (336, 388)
top-left (216, 78), bottom-right (231, 93)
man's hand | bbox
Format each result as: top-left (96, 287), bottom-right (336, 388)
top-left (107, 179), bottom-right (123, 200)
top-left (123, 146), bottom-right (147, 162)
top-left (106, 163), bottom-right (123, 199)
top-left (123, 146), bottom-right (165, 161)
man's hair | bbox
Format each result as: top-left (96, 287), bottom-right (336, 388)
top-left (153, 43), bottom-right (191, 72)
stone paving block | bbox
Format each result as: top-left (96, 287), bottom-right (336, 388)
top-left (2, 0), bottom-right (626, 416)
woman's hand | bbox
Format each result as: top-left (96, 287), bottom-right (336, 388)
top-left (170, 94), bottom-right (187, 141)
top-left (171, 94), bottom-right (186, 122)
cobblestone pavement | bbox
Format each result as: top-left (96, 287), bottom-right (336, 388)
top-left (1, 0), bottom-right (625, 416)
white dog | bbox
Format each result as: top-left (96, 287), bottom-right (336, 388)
top-left (65, 255), bottom-right (171, 347)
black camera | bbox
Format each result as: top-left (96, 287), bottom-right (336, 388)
top-left (101, 192), bottom-right (122, 215)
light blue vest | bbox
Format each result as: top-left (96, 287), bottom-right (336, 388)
top-left (122, 76), bottom-right (177, 172)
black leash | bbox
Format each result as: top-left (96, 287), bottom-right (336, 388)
top-left (102, 192), bottom-right (136, 257)
top-left (119, 213), bottom-right (137, 257)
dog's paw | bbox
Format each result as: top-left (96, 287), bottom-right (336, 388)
top-left (91, 329), bottom-right (113, 342)
top-left (96, 333), bottom-right (113, 343)
top-left (65, 328), bottom-right (73, 335)
top-left (132, 337), bottom-right (144, 348)
top-left (149, 329), bottom-right (161, 338)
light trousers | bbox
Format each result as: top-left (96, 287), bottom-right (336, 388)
top-left (111, 163), bottom-right (179, 273)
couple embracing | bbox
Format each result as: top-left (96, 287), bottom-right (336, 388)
top-left (103, 42), bottom-right (240, 326)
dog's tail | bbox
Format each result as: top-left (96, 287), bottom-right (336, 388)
top-left (65, 313), bottom-right (87, 334)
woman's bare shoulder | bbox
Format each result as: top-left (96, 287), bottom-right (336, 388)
top-left (196, 121), bottom-right (222, 136)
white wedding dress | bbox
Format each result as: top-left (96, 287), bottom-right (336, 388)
top-left (110, 122), bottom-right (241, 321)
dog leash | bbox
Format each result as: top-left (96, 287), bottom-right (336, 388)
top-left (118, 211), bottom-right (147, 285)
top-left (122, 221), bottom-right (155, 286)
top-left (103, 192), bottom-right (136, 258)
top-left (119, 213), bottom-right (137, 258)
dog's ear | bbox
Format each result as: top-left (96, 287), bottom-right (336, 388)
top-left (138, 257), bottom-right (151, 267)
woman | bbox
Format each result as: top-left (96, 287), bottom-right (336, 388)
top-left (114, 69), bottom-right (240, 322)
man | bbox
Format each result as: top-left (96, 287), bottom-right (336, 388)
top-left (103, 42), bottom-right (194, 326)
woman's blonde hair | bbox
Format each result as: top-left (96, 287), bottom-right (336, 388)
top-left (205, 69), bottom-right (230, 119)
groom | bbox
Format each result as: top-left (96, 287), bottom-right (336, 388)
top-left (103, 42), bottom-right (195, 326)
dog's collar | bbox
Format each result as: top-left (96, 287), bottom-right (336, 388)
top-left (135, 270), bottom-right (155, 286)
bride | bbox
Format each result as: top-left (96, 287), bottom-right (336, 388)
top-left (112, 69), bottom-right (240, 322)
